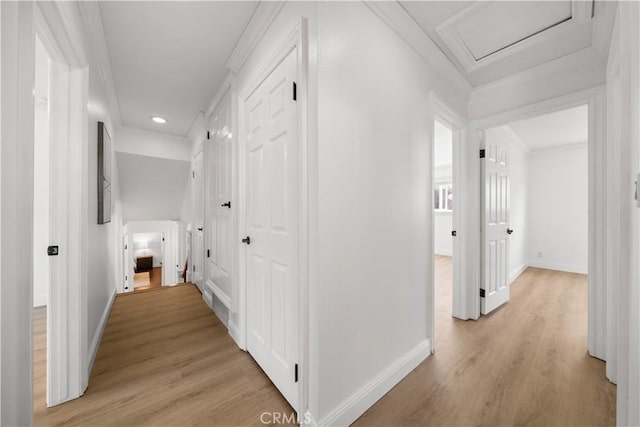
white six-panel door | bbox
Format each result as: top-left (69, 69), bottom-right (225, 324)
top-left (244, 48), bottom-right (299, 408)
top-left (206, 90), bottom-right (233, 308)
top-left (192, 150), bottom-right (205, 292)
top-left (481, 132), bottom-right (511, 314)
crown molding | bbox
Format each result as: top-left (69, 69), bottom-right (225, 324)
top-left (495, 125), bottom-right (531, 154)
top-left (470, 46), bottom-right (603, 101)
top-left (225, 1), bottom-right (286, 75)
top-left (363, 1), bottom-right (473, 97)
top-left (76, 1), bottom-right (122, 127)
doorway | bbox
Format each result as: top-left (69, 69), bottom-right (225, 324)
top-left (433, 119), bottom-right (455, 339)
top-left (132, 232), bottom-right (164, 291)
top-left (479, 104), bottom-right (590, 315)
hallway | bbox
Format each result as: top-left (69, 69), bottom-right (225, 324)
top-left (354, 259), bottom-right (616, 425)
top-left (34, 284), bottom-right (293, 426)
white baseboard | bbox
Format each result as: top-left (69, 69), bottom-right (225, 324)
top-left (317, 339), bottom-right (432, 427)
top-left (434, 251), bottom-right (452, 257)
top-left (509, 263), bottom-right (529, 284)
top-left (88, 287), bottom-right (116, 374)
top-left (228, 319), bottom-right (245, 351)
top-left (528, 260), bottom-right (587, 274)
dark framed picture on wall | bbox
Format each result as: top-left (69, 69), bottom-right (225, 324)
top-left (97, 121), bottom-right (112, 224)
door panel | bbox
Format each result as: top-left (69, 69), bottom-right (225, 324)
top-left (481, 131), bottom-right (510, 314)
top-left (206, 89), bottom-right (233, 307)
top-left (245, 48), bottom-right (298, 408)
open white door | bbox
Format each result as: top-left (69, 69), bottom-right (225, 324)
top-left (191, 151), bottom-right (205, 291)
top-left (205, 89), bottom-right (233, 309)
top-left (123, 234), bottom-right (131, 292)
top-left (244, 48), bottom-right (299, 408)
top-left (480, 131), bottom-right (511, 314)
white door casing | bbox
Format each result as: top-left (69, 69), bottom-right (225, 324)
top-left (480, 131), bottom-right (511, 314)
top-left (206, 89), bottom-right (233, 309)
top-left (244, 47), bottom-right (299, 409)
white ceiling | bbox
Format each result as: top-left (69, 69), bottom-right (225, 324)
top-left (508, 104), bottom-right (588, 151)
top-left (399, 1), bottom-right (594, 86)
top-left (434, 120), bottom-right (452, 167)
top-left (99, 1), bottom-right (259, 136)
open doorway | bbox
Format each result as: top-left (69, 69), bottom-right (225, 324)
top-left (479, 104), bottom-right (589, 316)
top-left (32, 34), bottom-right (51, 414)
top-left (433, 119), bottom-right (454, 336)
top-left (132, 232), bottom-right (164, 291)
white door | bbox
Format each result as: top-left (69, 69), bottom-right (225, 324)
top-left (480, 131), bottom-right (511, 314)
top-left (244, 48), bottom-right (299, 408)
top-left (206, 90), bottom-right (233, 308)
top-left (192, 151), bottom-right (205, 291)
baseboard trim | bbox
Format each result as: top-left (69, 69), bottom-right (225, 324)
top-left (528, 260), bottom-right (587, 274)
top-left (509, 263), bottom-right (529, 284)
top-left (228, 319), bottom-right (245, 351)
top-left (317, 339), bottom-right (431, 427)
top-left (88, 287), bottom-right (116, 374)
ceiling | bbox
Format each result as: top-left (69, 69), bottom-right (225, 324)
top-left (399, 1), bottom-right (594, 86)
top-left (508, 104), bottom-right (588, 151)
top-left (99, 1), bottom-right (259, 136)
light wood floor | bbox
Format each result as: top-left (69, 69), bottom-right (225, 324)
top-left (133, 266), bottom-right (162, 291)
top-left (33, 284), bottom-right (294, 426)
top-left (354, 256), bottom-right (616, 426)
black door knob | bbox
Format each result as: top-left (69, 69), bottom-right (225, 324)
top-left (242, 236), bottom-right (251, 245)
top-left (507, 228), bottom-right (514, 235)
top-left (221, 201), bottom-right (231, 208)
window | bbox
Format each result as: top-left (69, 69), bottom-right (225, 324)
top-left (434, 183), bottom-right (453, 212)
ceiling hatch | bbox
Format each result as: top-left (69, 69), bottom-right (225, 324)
top-left (436, 0), bottom-right (593, 72)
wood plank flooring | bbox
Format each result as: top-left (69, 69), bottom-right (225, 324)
top-left (354, 257), bottom-right (616, 426)
top-left (133, 266), bottom-right (162, 291)
top-left (33, 284), bottom-right (293, 426)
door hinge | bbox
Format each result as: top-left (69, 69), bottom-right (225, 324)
top-left (294, 363), bottom-right (298, 383)
top-left (480, 288), bottom-right (485, 298)
top-left (451, 230), bottom-right (457, 237)
top-left (479, 149), bottom-right (486, 159)
top-left (207, 249), bottom-right (210, 258)
top-left (124, 244), bottom-right (127, 250)
top-left (192, 171), bottom-right (195, 178)
top-left (207, 131), bottom-right (211, 140)
top-left (125, 275), bottom-right (128, 281)
top-left (193, 265), bottom-right (196, 272)
top-left (162, 237), bottom-right (165, 242)
top-left (47, 246), bottom-right (59, 256)
top-left (293, 81), bottom-right (297, 101)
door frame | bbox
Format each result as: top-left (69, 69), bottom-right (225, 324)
top-left (236, 19), bottom-right (309, 420)
top-left (466, 86), bottom-right (607, 361)
top-left (429, 94), bottom-right (467, 351)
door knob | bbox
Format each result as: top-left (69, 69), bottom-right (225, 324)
top-left (507, 228), bottom-right (514, 235)
top-left (451, 230), bottom-right (457, 237)
top-left (242, 236), bottom-right (251, 245)
top-left (221, 201), bottom-right (231, 208)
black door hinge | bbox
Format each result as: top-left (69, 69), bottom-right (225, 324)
top-left (479, 149), bottom-right (486, 159)
top-left (207, 131), bottom-right (211, 140)
top-left (47, 246), bottom-right (59, 256)
top-left (124, 244), bottom-right (127, 250)
top-left (451, 230), bottom-right (457, 237)
top-left (207, 249), bottom-right (210, 258)
top-left (162, 237), bottom-right (165, 242)
top-left (125, 275), bottom-right (128, 281)
top-left (293, 82), bottom-right (297, 101)
top-left (192, 171), bottom-right (195, 178)
top-left (480, 288), bottom-right (485, 298)
top-left (294, 364), bottom-right (298, 383)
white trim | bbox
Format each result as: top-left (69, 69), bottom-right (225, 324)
top-left (316, 340), bottom-right (431, 427)
top-left (528, 261), bottom-right (587, 275)
top-left (205, 73), bottom-right (233, 120)
top-left (509, 263), bottom-right (529, 285)
top-left (227, 319), bottom-right (244, 350)
top-left (436, 0), bottom-right (592, 74)
top-left (364, 1), bottom-right (473, 97)
top-left (498, 125), bottom-right (531, 154)
top-left (225, 1), bottom-right (286, 75)
top-left (88, 287), bottom-right (116, 374)
top-left (470, 47), bottom-right (602, 101)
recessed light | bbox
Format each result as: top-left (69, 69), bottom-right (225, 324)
top-left (151, 116), bottom-right (167, 124)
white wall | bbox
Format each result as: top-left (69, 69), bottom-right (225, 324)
top-left (116, 152), bottom-right (190, 223)
top-left (115, 125), bottom-right (191, 162)
top-left (314, 2), bottom-right (467, 423)
top-left (528, 143), bottom-right (588, 273)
